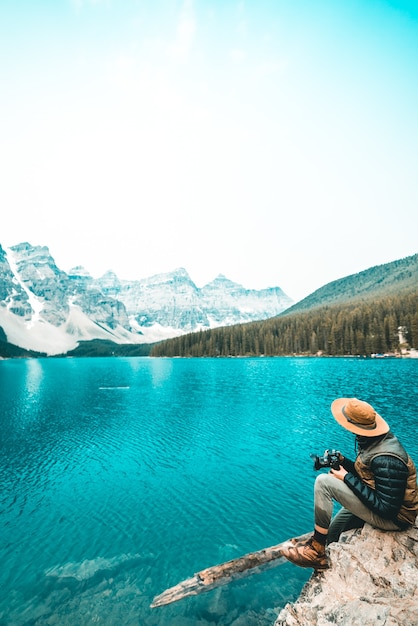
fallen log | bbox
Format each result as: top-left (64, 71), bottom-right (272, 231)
top-left (150, 531), bottom-right (310, 608)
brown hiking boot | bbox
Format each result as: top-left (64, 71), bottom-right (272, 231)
top-left (282, 537), bottom-right (328, 571)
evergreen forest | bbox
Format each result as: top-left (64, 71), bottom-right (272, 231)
top-left (150, 292), bottom-right (418, 358)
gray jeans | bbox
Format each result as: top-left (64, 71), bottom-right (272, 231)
top-left (314, 473), bottom-right (401, 543)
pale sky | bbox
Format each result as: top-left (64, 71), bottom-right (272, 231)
top-left (1, 0), bottom-right (417, 302)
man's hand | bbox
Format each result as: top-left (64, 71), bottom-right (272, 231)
top-left (330, 466), bottom-right (348, 481)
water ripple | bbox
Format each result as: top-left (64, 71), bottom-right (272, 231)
top-left (0, 357), bottom-right (417, 625)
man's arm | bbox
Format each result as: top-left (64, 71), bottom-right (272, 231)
top-left (343, 455), bottom-right (408, 520)
top-left (340, 455), bottom-right (356, 475)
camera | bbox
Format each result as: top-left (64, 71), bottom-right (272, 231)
top-left (311, 449), bottom-right (341, 471)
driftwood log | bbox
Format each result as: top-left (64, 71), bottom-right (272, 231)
top-left (151, 531), bottom-right (310, 608)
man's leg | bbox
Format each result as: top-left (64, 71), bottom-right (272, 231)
top-left (282, 473), bottom-right (400, 570)
top-left (327, 507), bottom-right (364, 544)
top-left (314, 473), bottom-right (400, 532)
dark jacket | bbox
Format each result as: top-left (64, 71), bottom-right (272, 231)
top-left (342, 432), bottom-right (418, 528)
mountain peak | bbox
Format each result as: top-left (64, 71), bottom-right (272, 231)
top-left (10, 242), bottom-right (51, 257)
top-left (68, 266), bottom-right (92, 278)
top-left (204, 274), bottom-right (242, 289)
top-left (139, 267), bottom-right (195, 288)
top-left (171, 267), bottom-right (192, 279)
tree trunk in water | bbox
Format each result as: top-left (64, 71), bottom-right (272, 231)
top-left (151, 531), bottom-right (310, 608)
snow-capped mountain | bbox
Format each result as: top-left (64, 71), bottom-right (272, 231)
top-left (0, 242), bottom-right (293, 355)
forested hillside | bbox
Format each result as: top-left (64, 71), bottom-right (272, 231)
top-left (151, 255), bottom-right (418, 357)
top-left (285, 253), bottom-right (418, 314)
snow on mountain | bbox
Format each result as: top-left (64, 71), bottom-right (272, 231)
top-left (116, 268), bottom-right (209, 331)
top-left (0, 242), bottom-right (293, 355)
top-left (5, 246), bottom-right (44, 324)
top-left (200, 274), bottom-right (292, 326)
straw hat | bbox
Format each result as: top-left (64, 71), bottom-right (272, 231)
top-left (331, 398), bottom-right (389, 437)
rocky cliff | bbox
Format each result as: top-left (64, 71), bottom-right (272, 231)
top-left (275, 522), bottom-right (418, 626)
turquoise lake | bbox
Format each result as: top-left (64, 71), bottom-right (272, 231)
top-left (1, 357), bottom-right (417, 625)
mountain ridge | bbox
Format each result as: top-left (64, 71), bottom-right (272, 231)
top-left (282, 253), bottom-right (418, 316)
top-left (0, 242), bottom-right (293, 356)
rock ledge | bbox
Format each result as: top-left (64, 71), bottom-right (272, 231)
top-left (275, 522), bottom-right (418, 626)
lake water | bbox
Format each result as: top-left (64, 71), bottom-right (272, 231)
top-left (1, 357), bottom-right (417, 625)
